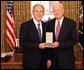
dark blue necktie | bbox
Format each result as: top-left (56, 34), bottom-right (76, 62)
top-left (38, 24), bottom-right (41, 42)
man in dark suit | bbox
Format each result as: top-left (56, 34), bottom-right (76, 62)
top-left (19, 4), bottom-right (47, 69)
top-left (46, 3), bottom-right (77, 69)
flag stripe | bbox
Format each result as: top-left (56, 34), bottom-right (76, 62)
top-left (6, 30), bottom-right (15, 47)
top-left (6, 19), bottom-right (16, 40)
top-left (7, 14), bottom-right (14, 30)
top-left (7, 11), bottom-right (13, 23)
top-left (6, 25), bottom-right (15, 43)
top-left (6, 35), bottom-right (15, 52)
top-left (6, 1), bottom-right (16, 52)
top-left (6, 34), bottom-right (14, 50)
top-left (6, 20), bottom-right (14, 34)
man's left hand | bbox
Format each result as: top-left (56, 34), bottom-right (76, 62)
top-left (52, 42), bottom-right (59, 48)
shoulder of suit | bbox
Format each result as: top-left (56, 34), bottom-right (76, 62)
top-left (64, 17), bottom-right (76, 23)
top-left (41, 21), bottom-right (47, 28)
top-left (21, 19), bottom-right (33, 26)
top-left (41, 21), bottom-right (45, 24)
top-left (64, 17), bottom-right (76, 26)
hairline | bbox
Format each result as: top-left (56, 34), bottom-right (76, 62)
top-left (33, 4), bottom-right (45, 12)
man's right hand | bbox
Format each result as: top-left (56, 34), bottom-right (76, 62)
top-left (39, 43), bottom-right (46, 49)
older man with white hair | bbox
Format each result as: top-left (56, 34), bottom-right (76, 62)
top-left (46, 3), bottom-right (77, 69)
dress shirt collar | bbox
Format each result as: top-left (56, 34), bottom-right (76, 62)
top-left (33, 18), bottom-right (41, 25)
top-left (56, 16), bottom-right (64, 26)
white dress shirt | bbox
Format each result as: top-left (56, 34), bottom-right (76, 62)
top-left (33, 18), bottom-right (43, 38)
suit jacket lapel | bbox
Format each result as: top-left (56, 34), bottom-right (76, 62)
top-left (32, 20), bottom-right (45, 42)
top-left (58, 17), bottom-right (67, 41)
top-left (41, 22), bottom-right (44, 42)
top-left (31, 19), bottom-right (40, 42)
top-left (53, 19), bottom-right (56, 42)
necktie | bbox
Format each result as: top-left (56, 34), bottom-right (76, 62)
top-left (56, 20), bottom-right (60, 41)
top-left (38, 23), bottom-right (41, 42)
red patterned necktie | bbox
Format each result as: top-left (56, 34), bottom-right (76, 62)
top-left (56, 20), bottom-right (60, 41)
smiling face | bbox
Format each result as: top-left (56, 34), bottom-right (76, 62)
top-left (53, 3), bottom-right (64, 20)
top-left (33, 5), bottom-right (44, 22)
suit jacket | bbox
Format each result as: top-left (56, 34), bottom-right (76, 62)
top-left (46, 17), bottom-right (77, 69)
top-left (19, 19), bottom-right (46, 69)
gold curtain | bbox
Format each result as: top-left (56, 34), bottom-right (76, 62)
top-left (1, 1), bottom-right (7, 52)
top-left (1, 1), bottom-right (31, 52)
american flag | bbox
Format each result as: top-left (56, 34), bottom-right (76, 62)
top-left (6, 1), bottom-right (16, 52)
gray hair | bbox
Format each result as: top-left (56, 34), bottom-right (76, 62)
top-left (33, 4), bottom-right (45, 12)
top-left (53, 3), bottom-right (64, 10)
